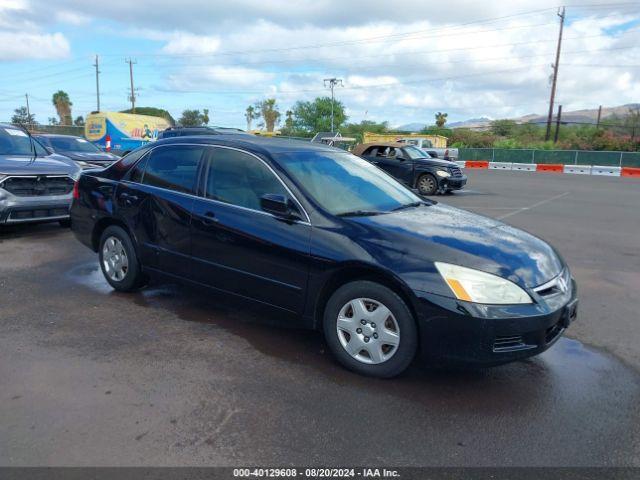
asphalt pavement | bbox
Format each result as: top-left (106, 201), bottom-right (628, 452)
top-left (1, 169), bottom-right (639, 467)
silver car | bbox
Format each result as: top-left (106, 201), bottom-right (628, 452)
top-left (0, 124), bottom-right (81, 227)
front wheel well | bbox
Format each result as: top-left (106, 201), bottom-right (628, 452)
top-left (313, 266), bottom-right (419, 331)
top-left (91, 217), bottom-right (131, 252)
top-left (414, 171), bottom-right (436, 188)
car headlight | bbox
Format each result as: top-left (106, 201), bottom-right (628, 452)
top-left (435, 169), bottom-right (451, 178)
top-left (435, 262), bottom-right (532, 304)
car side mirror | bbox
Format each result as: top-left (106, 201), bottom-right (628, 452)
top-left (260, 193), bottom-right (301, 220)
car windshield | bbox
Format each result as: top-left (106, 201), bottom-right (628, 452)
top-left (275, 150), bottom-right (422, 216)
top-left (0, 127), bottom-right (47, 156)
top-left (48, 136), bottom-right (102, 153)
top-left (403, 146), bottom-right (429, 160)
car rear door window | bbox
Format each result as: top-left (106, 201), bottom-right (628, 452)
top-left (204, 147), bottom-right (288, 211)
top-left (140, 145), bottom-right (204, 194)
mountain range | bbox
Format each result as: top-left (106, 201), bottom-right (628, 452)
top-left (395, 104), bottom-right (639, 131)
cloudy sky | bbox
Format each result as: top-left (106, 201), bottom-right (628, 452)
top-left (0, 0), bottom-right (638, 128)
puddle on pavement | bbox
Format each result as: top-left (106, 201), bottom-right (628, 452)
top-left (65, 260), bottom-right (640, 406)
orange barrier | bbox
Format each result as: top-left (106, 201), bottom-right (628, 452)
top-left (621, 167), bottom-right (640, 178)
top-left (536, 164), bottom-right (564, 173)
top-left (465, 160), bottom-right (490, 169)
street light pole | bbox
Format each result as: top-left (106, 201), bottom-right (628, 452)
top-left (324, 78), bottom-right (343, 132)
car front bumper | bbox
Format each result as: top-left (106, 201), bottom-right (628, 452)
top-left (440, 174), bottom-right (467, 190)
top-left (0, 190), bottom-right (72, 224)
top-left (413, 279), bottom-right (577, 366)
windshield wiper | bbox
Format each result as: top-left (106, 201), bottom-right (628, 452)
top-left (391, 201), bottom-right (426, 212)
top-left (336, 210), bottom-right (384, 217)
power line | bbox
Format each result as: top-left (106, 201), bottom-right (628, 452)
top-left (99, 7), bottom-right (561, 59)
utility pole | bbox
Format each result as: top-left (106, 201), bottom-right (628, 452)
top-left (25, 93), bottom-right (31, 128)
top-left (93, 55), bottom-right (101, 112)
top-left (126, 58), bottom-right (137, 113)
top-left (596, 105), bottom-right (602, 128)
top-left (323, 77), bottom-right (343, 132)
top-left (554, 104), bottom-right (562, 143)
top-left (545, 6), bottom-right (565, 141)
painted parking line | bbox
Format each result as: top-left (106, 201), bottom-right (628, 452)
top-left (496, 192), bottom-right (570, 221)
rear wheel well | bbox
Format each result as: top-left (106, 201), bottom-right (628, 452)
top-left (314, 266), bottom-right (419, 330)
top-left (91, 218), bottom-right (131, 252)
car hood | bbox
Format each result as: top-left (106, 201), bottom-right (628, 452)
top-left (0, 154), bottom-right (80, 176)
top-left (347, 203), bottom-right (563, 290)
top-left (414, 157), bottom-right (458, 168)
top-left (57, 151), bottom-right (119, 162)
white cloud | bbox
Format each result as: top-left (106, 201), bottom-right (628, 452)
top-left (0, 31), bottom-right (70, 60)
top-left (55, 10), bottom-right (92, 26)
top-left (1, 0), bottom-right (639, 125)
top-left (161, 32), bottom-right (221, 55)
top-left (167, 65), bottom-right (276, 90)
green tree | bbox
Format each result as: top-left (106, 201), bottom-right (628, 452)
top-left (120, 107), bottom-right (176, 125)
top-left (11, 106), bottom-right (36, 126)
top-left (245, 105), bottom-right (258, 131)
top-left (74, 115), bottom-right (85, 127)
top-left (490, 119), bottom-right (518, 136)
top-left (202, 108), bottom-right (210, 125)
top-left (256, 98), bottom-right (281, 132)
top-left (342, 120), bottom-right (389, 143)
top-left (290, 97), bottom-right (346, 134)
top-left (178, 109), bottom-right (208, 127)
top-left (281, 110), bottom-right (296, 135)
top-left (435, 112), bottom-right (448, 128)
top-left (52, 90), bottom-right (72, 125)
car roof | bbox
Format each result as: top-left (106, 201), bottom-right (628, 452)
top-left (153, 134), bottom-right (342, 156)
top-left (32, 133), bottom-right (81, 138)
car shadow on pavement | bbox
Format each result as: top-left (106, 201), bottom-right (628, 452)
top-left (61, 260), bottom-right (640, 421)
top-left (0, 222), bottom-right (69, 241)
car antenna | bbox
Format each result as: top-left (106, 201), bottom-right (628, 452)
top-left (17, 123), bottom-right (37, 164)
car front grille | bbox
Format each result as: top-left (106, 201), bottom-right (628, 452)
top-left (8, 207), bottom-right (69, 222)
top-left (0, 176), bottom-right (74, 197)
top-left (450, 166), bottom-right (463, 177)
top-left (493, 335), bottom-right (526, 352)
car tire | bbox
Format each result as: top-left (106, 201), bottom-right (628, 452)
top-left (59, 219), bottom-right (71, 228)
top-left (417, 173), bottom-right (438, 196)
top-left (323, 281), bottom-right (417, 378)
top-left (98, 225), bottom-right (146, 292)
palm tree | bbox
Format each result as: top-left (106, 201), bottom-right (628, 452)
top-left (435, 112), bottom-right (448, 128)
top-left (285, 110), bottom-right (293, 128)
top-left (52, 91), bottom-right (73, 126)
top-left (245, 105), bottom-right (257, 131)
top-left (256, 99), bottom-right (281, 132)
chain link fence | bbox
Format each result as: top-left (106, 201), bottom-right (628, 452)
top-left (459, 148), bottom-right (640, 167)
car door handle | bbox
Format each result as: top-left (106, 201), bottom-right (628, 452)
top-left (120, 192), bottom-right (139, 205)
top-left (202, 211), bottom-right (219, 225)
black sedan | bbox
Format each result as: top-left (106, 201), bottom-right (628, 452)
top-left (70, 135), bottom-right (576, 377)
top-left (34, 134), bottom-right (120, 169)
top-left (353, 142), bottom-right (466, 196)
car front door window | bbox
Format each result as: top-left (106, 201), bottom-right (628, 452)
top-left (204, 147), bottom-right (289, 213)
top-left (140, 145), bottom-right (203, 194)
